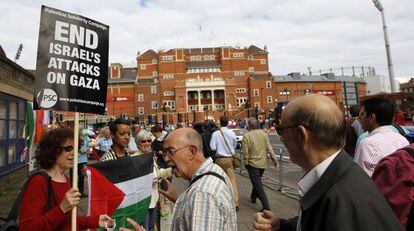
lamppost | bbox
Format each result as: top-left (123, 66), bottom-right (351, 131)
top-left (372, 0), bottom-right (396, 93)
top-left (283, 88), bottom-right (290, 102)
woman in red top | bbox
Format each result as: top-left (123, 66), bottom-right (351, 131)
top-left (19, 128), bottom-right (113, 231)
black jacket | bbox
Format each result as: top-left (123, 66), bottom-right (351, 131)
top-left (279, 151), bottom-right (404, 231)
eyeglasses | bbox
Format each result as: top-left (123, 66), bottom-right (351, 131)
top-left (276, 125), bottom-right (298, 136)
top-left (163, 145), bottom-right (190, 157)
top-left (140, 139), bottom-right (152, 144)
top-left (276, 124), bottom-right (311, 136)
top-left (61, 145), bottom-right (74, 152)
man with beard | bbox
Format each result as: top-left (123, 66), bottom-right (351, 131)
top-left (158, 128), bottom-right (237, 230)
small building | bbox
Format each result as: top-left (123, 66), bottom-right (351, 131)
top-left (274, 72), bottom-right (366, 116)
top-left (0, 45), bottom-right (34, 177)
top-left (400, 78), bottom-right (414, 94)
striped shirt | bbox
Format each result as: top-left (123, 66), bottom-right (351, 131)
top-left (354, 126), bottom-right (409, 176)
top-left (100, 146), bottom-right (129, 162)
top-left (97, 137), bottom-right (113, 152)
top-left (171, 158), bottom-right (237, 231)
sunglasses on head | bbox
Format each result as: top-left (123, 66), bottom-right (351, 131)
top-left (61, 145), bottom-right (74, 152)
top-left (140, 139), bottom-right (152, 143)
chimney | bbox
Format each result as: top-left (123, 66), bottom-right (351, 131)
top-left (288, 72), bottom-right (301, 80)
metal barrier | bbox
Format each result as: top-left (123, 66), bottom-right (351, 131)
top-left (236, 145), bottom-right (302, 200)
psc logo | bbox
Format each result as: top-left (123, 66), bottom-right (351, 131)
top-left (36, 88), bottom-right (58, 109)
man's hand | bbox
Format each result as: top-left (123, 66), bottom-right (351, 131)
top-left (60, 188), bottom-right (81, 213)
top-left (119, 218), bottom-right (146, 231)
top-left (252, 210), bottom-right (280, 231)
top-left (158, 179), bottom-right (178, 203)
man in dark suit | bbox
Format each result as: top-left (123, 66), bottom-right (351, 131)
top-left (252, 94), bottom-right (403, 231)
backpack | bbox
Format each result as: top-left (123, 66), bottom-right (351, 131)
top-left (403, 147), bottom-right (414, 231)
top-left (0, 171), bottom-right (57, 231)
top-left (392, 124), bottom-right (414, 144)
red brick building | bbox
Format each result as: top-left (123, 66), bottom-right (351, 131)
top-left (135, 45), bottom-right (273, 123)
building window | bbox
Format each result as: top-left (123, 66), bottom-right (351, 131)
top-left (140, 64), bottom-right (146, 70)
top-left (152, 101), bottom-right (158, 109)
top-left (248, 55), bottom-right (253, 60)
top-left (204, 55), bottom-right (210, 60)
top-left (151, 86), bottom-right (157, 94)
top-left (234, 71), bottom-right (245, 77)
top-left (279, 90), bottom-right (291, 96)
top-left (236, 88), bottom-right (247, 93)
top-left (267, 96), bottom-right (273, 103)
top-left (164, 91), bottom-right (174, 96)
top-left (254, 102), bottom-right (260, 108)
top-left (162, 56), bottom-right (173, 61)
top-left (249, 67), bottom-right (254, 72)
top-left (138, 94), bottom-right (144, 102)
top-left (304, 89), bottom-right (312, 94)
top-left (196, 55), bottom-right (202, 61)
top-left (232, 53), bottom-right (244, 58)
top-left (152, 71), bottom-right (158, 77)
top-left (163, 74), bottom-right (174, 79)
top-left (152, 59), bottom-right (158, 64)
top-left (260, 59), bottom-right (267, 65)
top-left (190, 56), bottom-right (196, 61)
top-left (163, 100), bottom-right (175, 110)
top-left (254, 89), bottom-right (259, 96)
top-left (187, 67), bottom-right (220, 73)
top-left (209, 55), bottom-right (215, 60)
top-left (266, 81), bottom-right (272, 88)
top-left (237, 97), bottom-right (247, 107)
top-left (138, 107), bottom-right (144, 115)
top-left (0, 95), bottom-right (26, 173)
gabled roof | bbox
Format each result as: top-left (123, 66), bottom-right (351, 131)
top-left (138, 49), bottom-right (158, 60)
top-left (108, 67), bottom-right (137, 83)
top-left (248, 45), bottom-right (267, 55)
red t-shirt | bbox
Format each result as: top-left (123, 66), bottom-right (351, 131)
top-left (19, 174), bottom-right (99, 231)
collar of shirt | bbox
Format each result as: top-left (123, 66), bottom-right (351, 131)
top-left (190, 157), bottom-right (213, 181)
top-left (298, 150), bottom-right (341, 197)
top-left (368, 125), bottom-right (394, 136)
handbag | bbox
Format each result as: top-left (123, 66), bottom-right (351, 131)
top-left (219, 129), bottom-right (241, 168)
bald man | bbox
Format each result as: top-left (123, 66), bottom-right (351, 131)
top-left (253, 95), bottom-right (403, 231)
top-left (159, 128), bottom-right (237, 230)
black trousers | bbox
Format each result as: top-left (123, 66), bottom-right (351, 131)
top-left (246, 165), bottom-right (270, 210)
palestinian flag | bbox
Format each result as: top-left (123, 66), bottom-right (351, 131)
top-left (87, 154), bottom-right (153, 230)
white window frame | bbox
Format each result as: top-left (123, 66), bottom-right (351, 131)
top-left (266, 81), bottom-right (272, 88)
top-left (164, 91), bottom-right (175, 96)
top-left (204, 55), bottom-right (210, 60)
top-left (236, 88), bottom-right (247, 93)
top-left (267, 96), bottom-right (273, 103)
top-left (234, 71), bottom-right (245, 77)
top-left (152, 59), bottom-right (158, 64)
top-left (232, 53), bottom-right (244, 58)
top-left (237, 97), bottom-right (247, 107)
top-left (152, 101), bottom-right (158, 109)
top-left (138, 94), bottom-right (144, 102)
top-left (163, 74), bottom-right (174, 79)
top-left (248, 55), bottom-right (253, 60)
top-left (151, 86), bottom-right (157, 94)
top-left (209, 55), bottom-right (215, 60)
top-left (140, 64), bottom-right (146, 70)
top-left (254, 89), bottom-right (259, 96)
top-left (162, 56), bottom-right (173, 61)
top-left (254, 102), bottom-right (260, 108)
top-left (196, 55), bottom-right (202, 61)
top-left (260, 59), bottom-right (267, 65)
top-left (190, 56), bottom-right (196, 61)
top-left (249, 67), bottom-right (254, 72)
top-left (163, 100), bottom-right (175, 110)
top-left (138, 107), bottom-right (144, 115)
top-left (152, 71), bottom-right (158, 77)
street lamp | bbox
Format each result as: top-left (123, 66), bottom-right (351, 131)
top-left (372, 0), bottom-right (397, 93)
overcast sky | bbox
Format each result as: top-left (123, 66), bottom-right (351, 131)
top-left (1, 0), bottom-right (413, 82)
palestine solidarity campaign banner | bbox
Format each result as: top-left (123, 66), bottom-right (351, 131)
top-left (34, 5), bottom-right (109, 114)
top-left (87, 154), bottom-right (153, 230)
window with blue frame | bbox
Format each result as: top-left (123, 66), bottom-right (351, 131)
top-left (0, 93), bottom-right (26, 176)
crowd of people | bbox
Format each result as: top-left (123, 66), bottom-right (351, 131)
top-left (14, 94), bottom-right (414, 231)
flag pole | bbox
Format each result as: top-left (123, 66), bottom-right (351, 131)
top-left (72, 111), bottom-right (80, 231)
